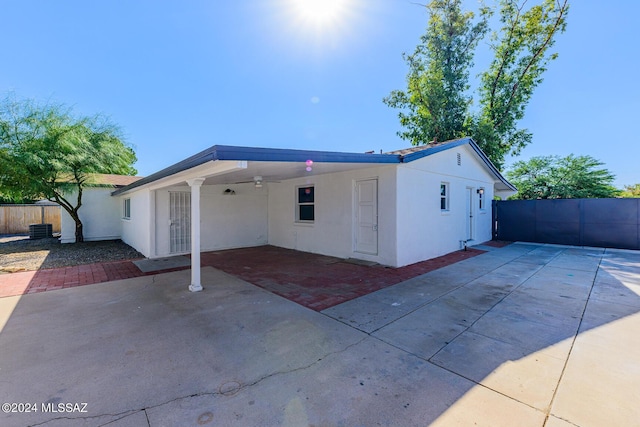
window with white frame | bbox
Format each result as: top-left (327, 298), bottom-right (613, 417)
top-left (123, 198), bottom-right (131, 219)
top-left (296, 185), bottom-right (315, 222)
top-left (478, 187), bottom-right (486, 210)
top-left (440, 183), bottom-right (449, 211)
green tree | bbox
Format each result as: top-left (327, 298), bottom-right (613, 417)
top-left (0, 95), bottom-right (137, 242)
top-left (505, 154), bottom-right (618, 199)
top-left (620, 184), bottom-right (640, 198)
top-left (383, 0), bottom-right (490, 144)
top-left (385, 0), bottom-right (569, 169)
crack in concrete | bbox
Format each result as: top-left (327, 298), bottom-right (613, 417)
top-left (237, 336), bottom-right (368, 392)
top-left (361, 245), bottom-right (595, 417)
top-left (28, 336), bottom-right (368, 426)
top-left (541, 253), bottom-right (604, 427)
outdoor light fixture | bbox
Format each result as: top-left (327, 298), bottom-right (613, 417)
top-left (254, 176), bottom-right (263, 188)
top-left (477, 188), bottom-right (484, 195)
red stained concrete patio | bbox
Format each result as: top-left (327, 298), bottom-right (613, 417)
top-left (201, 246), bottom-right (486, 310)
top-left (0, 245), bottom-right (487, 310)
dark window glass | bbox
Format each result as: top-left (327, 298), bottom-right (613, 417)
top-left (299, 205), bottom-right (314, 221)
top-left (298, 186), bottom-right (314, 203)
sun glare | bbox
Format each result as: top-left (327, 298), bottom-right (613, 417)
top-left (290, 0), bottom-right (350, 28)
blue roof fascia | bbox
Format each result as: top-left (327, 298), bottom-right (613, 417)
top-left (112, 146), bottom-right (218, 195)
top-left (112, 145), bottom-right (401, 196)
top-left (211, 145), bottom-right (400, 164)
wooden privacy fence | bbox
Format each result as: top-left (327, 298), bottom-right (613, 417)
top-left (0, 204), bottom-right (61, 235)
top-left (492, 198), bottom-right (640, 250)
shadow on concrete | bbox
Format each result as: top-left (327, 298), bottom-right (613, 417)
top-left (0, 243), bottom-right (638, 426)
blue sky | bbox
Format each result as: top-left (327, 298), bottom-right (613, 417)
top-left (2, 1), bottom-right (638, 188)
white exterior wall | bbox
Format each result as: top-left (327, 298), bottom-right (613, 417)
top-left (268, 165), bottom-right (398, 266)
top-left (152, 183), bottom-right (268, 257)
top-left (60, 188), bottom-right (123, 243)
top-left (395, 145), bottom-right (496, 267)
top-left (120, 189), bottom-right (152, 257)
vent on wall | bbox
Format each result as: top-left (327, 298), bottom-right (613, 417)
top-left (457, 153), bottom-right (461, 166)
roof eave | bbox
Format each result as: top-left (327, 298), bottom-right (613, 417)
top-left (112, 147), bottom-right (218, 196)
top-left (400, 138), bottom-right (472, 163)
top-left (465, 140), bottom-right (517, 191)
top-left (112, 145), bottom-right (401, 196)
top-left (211, 145), bottom-right (400, 164)
top-left (399, 138), bottom-right (517, 192)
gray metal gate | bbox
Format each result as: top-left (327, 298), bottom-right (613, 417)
top-left (493, 198), bottom-right (640, 250)
top-left (170, 191), bottom-right (191, 254)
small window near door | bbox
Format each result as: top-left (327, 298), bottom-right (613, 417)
top-left (123, 198), bottom-right (131, 219)
top-left (440, 183), bottom-right (449, 211)
top-left (296, 185), bottom-right (314, 222)
top-left (478, 187), bottom-right (486, 210)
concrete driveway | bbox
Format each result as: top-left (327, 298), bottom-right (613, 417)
top-left (0, 243), bottom-right (638, 426)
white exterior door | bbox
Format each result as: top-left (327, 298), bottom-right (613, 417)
top-left (170, 191), bottom-right (191, 254)
top-left (466, 187), bottom-right (474, 241)
top-left (355, 179), bottom-right (378, 255)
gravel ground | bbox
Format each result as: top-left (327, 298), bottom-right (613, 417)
top-left (0, 235), bottom-right (143, 273)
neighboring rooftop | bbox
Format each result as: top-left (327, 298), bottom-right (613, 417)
top-left (85, 174), bottom-right (144, 188)
top-left (386, 139), bottom-right (455, 156)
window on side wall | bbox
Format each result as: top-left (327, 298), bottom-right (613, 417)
top-left (440, 183), bottom-right (449, 211)
top-left (296, 185), bottom-right (314, 223)
top-left (123, 198), bottom-right (131, 220)
top-left (479, 187), bottom-right (486, 210)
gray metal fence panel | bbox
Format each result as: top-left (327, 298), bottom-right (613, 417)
top-left (536, 199), bottom-right (580, 246)
top-left (493, 198), bottom-right (640, 250)
top-left (492, 199), bottom-right (537, 242)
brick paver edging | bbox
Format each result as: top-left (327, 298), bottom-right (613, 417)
top-left (0, 246), bottom-right (491, 310)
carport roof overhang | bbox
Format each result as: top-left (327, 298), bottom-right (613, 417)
top-left (111, 139), bottom-right (516, 196)
top-left (112, 145), bottom-right (401, 196)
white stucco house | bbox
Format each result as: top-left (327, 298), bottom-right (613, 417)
top-left (61, 138), bottom-right (516, 291)
top-left (59, 174), bottom-right (143, 243)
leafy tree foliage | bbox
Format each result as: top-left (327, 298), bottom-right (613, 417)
top-left (384, 0), bottom-right (490, 144)
top-left (0, 95), bottom-right (137, 242)
top-left (505, 154), bottom-right (618, 199)
top-left (620, 184), bottom-right (640, 198)
top-left (385, 0), bottom-right (569, 169)
top-left (0, 194), bottom-right (36, 204)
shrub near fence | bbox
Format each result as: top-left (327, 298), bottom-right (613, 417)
top-left (492, 198), bottom-right (640, 250)
top-left (0, 204), bottom-right (61, 235)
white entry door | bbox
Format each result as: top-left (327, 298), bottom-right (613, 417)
top-left (170, 191), bottom-right (191, 254)
top-left (465, 187), bottom-right (474, 241)
top-left (355, 179), bottom-right (378, 255)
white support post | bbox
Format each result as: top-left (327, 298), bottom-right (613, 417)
top-left (187, 178), bottom-right (206, 292)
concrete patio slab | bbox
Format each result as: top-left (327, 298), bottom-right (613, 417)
top-left (545, 416), bottom-right (577, 427)
top-left (145, 336), bottom-right (543, 427)
top-left (0, 242), bottom-right (639, 426)
top-left (490, 289), bottom-right (587, 326)
top-left (132, 255), bottom-right (191, 273)
top-left (320, 253), bottom-right (511, 333)
top-left (427, 383), bottom-right (547, 427)
top-left (0, 267), bottom-right (365, 426)
top-left (372, 298), bottom-right (480, 359)
top-left (590, 280), bottom-right (640, 308)
top-left (430, 330), bottom-right (567, 411)
top-left (467, 310), bottom-right (576, 360)
top-left (550, 299), bottom-right (640, 427)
